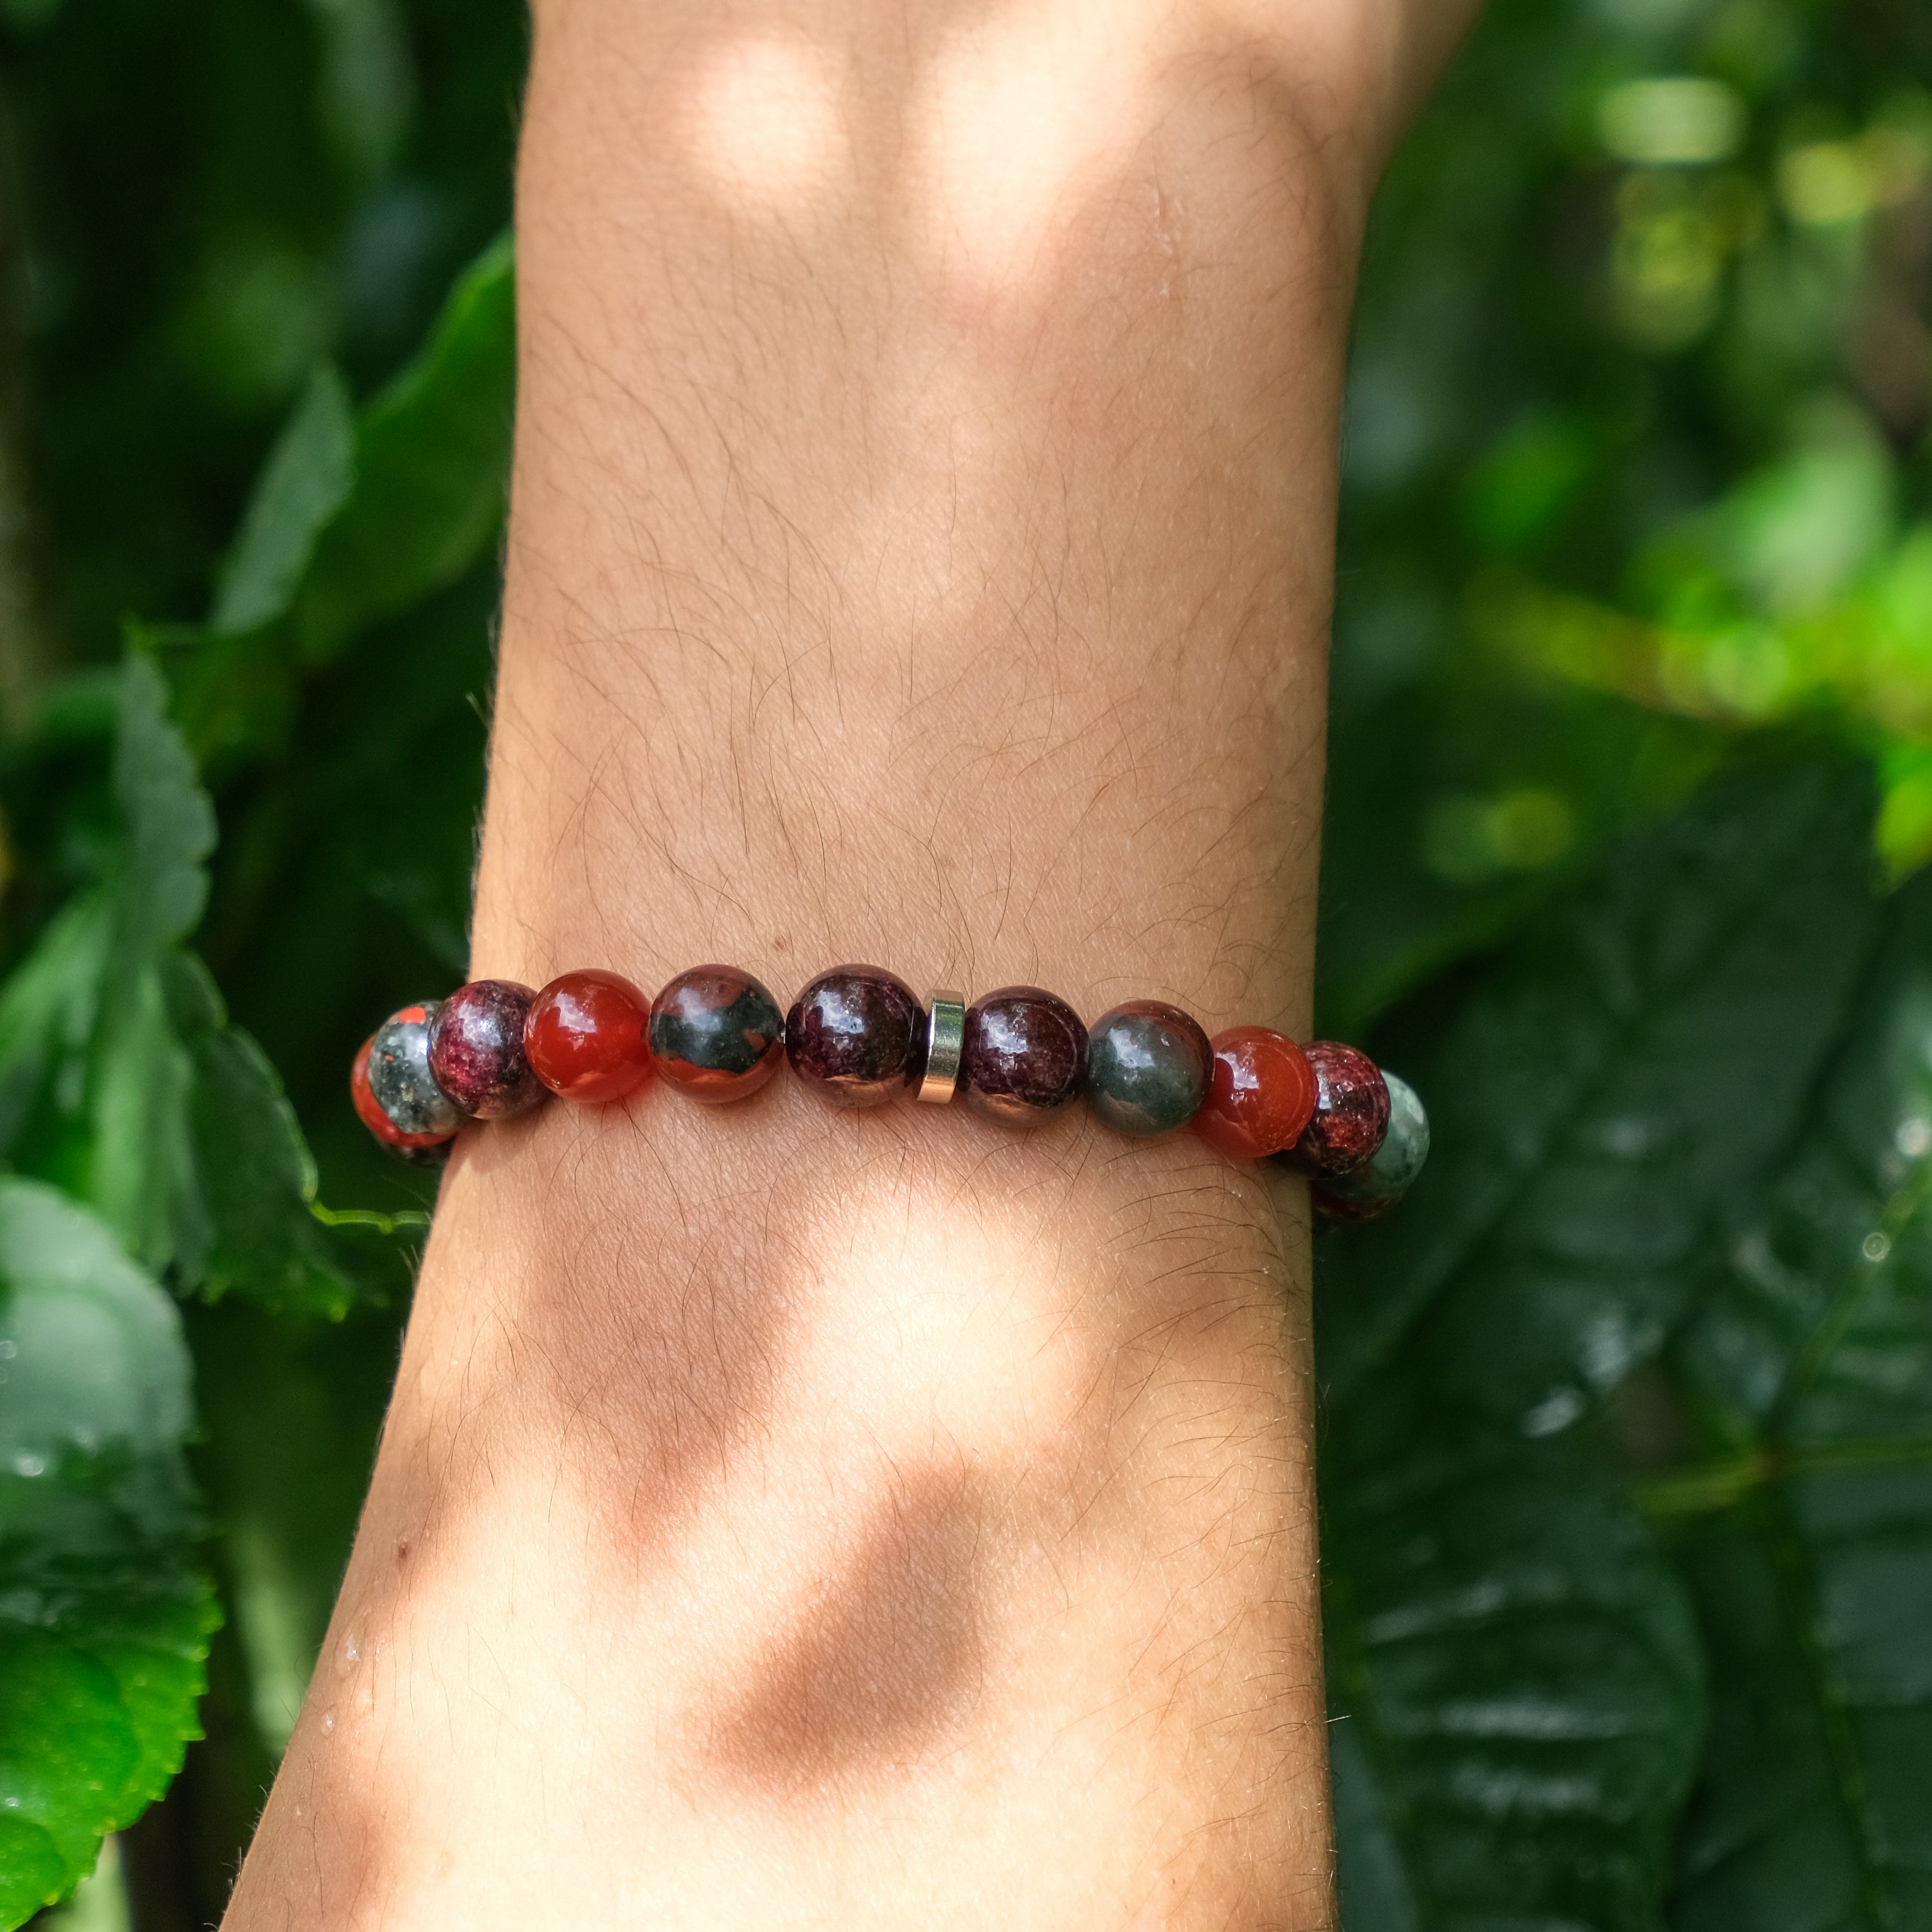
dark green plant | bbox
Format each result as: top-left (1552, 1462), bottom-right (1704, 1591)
top-left (0, 0), bottom-right (1927, 1925)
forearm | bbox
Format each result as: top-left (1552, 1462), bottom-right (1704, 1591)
top-left (228, 2), bottom-right (1389, 1924)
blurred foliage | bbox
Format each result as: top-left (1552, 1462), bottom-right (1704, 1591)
top-left (0, 0), bottom-right (1922, 1925)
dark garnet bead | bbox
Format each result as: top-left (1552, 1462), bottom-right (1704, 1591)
top-left (1084, 1000), bottom-right (1212, 1137)
top-left (1195, 1026), bottom-right (1319, 1161)
top-left (959, 986), bottom-right (1086, 1124)
top-left (428, 980), bottom-right (547, 1119)
top-left (526, 970), bottom-right (655, 1103)
top-left (1311, 1072), bottom-right (1431, 1224)
top-left (1281, 1041), bottom-right (1390, 1177)
top-left (785, 965), bottom-right (928, 1109)
top-left (649, 964), bottom-right (787, 1103)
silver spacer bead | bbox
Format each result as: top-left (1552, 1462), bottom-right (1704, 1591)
top-left (919, 990), bottom-right (967, 1104)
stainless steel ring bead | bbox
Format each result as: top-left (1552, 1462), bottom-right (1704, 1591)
top-left (919, 990), bottom-right (966, 1103)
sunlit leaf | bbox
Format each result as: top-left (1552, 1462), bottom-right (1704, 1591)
top-left (0, 1180), bottom-right (215, 1928)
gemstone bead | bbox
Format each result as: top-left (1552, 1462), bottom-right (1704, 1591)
top-left (429, 979), bottom-right (547, 1119)
top-left (785, 965), bottom-right (928, 1109)
top-left (1194, 1026), bottom-right (1319, 1161)
top-left (352, 1036), bottom-right (452, 1166)
top-left (525, 969), bottom-right (655, 1103)
top-left (362, 1002), bottom-right (464, 1142)
top-left (1084, 1000), bottom-right (1212, 1138)
top-left (649, 964), bottom-right (787, 1102)
top-left (1281, 1041), bottom-right (1390, 1177)
top-left (959, 986), bottom-right (1086, 1123)
top-left (1313, 1072), bottom-right (1431, 1224)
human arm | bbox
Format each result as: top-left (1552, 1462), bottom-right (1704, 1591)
top-left (224, 2), bottom-right (1480, 1924)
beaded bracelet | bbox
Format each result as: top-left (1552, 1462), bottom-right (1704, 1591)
top-left (350, 965), bottom-right (1430, 1223)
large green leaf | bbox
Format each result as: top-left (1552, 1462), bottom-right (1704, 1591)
top-left (1327, 1416), bottom-right (1704, 1932)
top-left (1656, 870), bottom-right (1932, 1931)
top-left (1322, 760), bottom-right (1879, 1436)
top-left (293, 230), bottom-right (515, 665)
top-left (0, 1180), bottom-right (215, 1928)
top-left (1322, 757), bottom-right (1885, 1930)
top-left (210, 364), bottom-right (357, 638)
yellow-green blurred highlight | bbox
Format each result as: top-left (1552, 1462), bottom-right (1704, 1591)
top-left (1476, 414), bottom-right (1932, 879)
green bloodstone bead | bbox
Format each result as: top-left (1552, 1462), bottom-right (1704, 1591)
top-left (1084, 999), bottom-right (1212, 1138)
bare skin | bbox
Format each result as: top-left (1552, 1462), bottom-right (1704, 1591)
top-left (224, 3), bottom-right (1481, 1926)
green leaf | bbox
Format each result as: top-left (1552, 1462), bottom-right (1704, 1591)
top-left (84, 660), bottom-right (217, 1275)
top-left (294, 231), bottom-right (515, 665)
top-left (0, 895), bottom-right (111, 1165)
top-left (164, 953), bottom-right (353, 1317)
top-left (1658, 871), bottom-right (1932, 1931)
top-left (1321, 759), bottom-right (1879, 1438)
top-left (85, 959), bottom-right (206, 1280)
top-left (108, 657), bottom-right (214, 965)
top-left (1320, 755), bottom-right (1884, 1929)
top-left (210, 364), bottom-right (357, 637)
top-left (0, 1180), bottom-right (215, 1927)
top-left (0, 664), bottom-right (355, 1311)
top-left (1327, 1420), bottom-right (1704, 1932)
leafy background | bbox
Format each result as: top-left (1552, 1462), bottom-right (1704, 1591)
top-left (0, 0), bottom-right (1923, 1925)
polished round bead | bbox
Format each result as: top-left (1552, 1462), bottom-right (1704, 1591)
top-left (959, 986), bottom-right (1087, 1123)
top-left (1084, 1000), bottom-right (1212, 1138)
top-left (352, 1035), bottom-right (452, 1166)
top-left (363, 1002), bottom-right (464, 1141)
top-left (1194, 1026), bottom-right (1319, 1161)
top-left (428, 979), bottom-right (547, 1119)
top-left (786, 965), bottom-right (927, 1109)
top-left (351, 1031), bottom-right (454, 1160)
top-left (649, 964), bottom-right (787, 1103)
top-left (1312, 1071), bottom-right (1431, 1224)
top-left (525, 969), bottom-right (655, 1103)
top-left (1282, 1041), bottom-right (1390, 1177)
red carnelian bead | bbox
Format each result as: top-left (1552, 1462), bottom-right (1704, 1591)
top-left (351, 1035), bottom-right (454, 1151)
top-left (525, 970), bottom-right (655, 1103)
top-left (1194, 1026), bottom-right (1319, 1161)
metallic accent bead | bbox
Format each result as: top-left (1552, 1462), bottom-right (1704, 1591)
top-left (368, 1001), bottom-right (466, 1138)
top-left (919, 991), bottom-right (966, 1104)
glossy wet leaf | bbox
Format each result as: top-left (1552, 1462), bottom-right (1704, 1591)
top-left (1327, 1422), bottom-right (1704, 1932)
top-left (1322, 760), bottom-right (1878, 1438)
top-left (0, 1180), bottom-right (215, 1927)
top-left (1322, 759), bottom-right (1887, 1929)
top-left (1658, 871), bottom-right (1932, 1931)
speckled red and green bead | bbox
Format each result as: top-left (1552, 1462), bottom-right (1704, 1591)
top-left (349, 964), bottom-right (1427, 1220)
